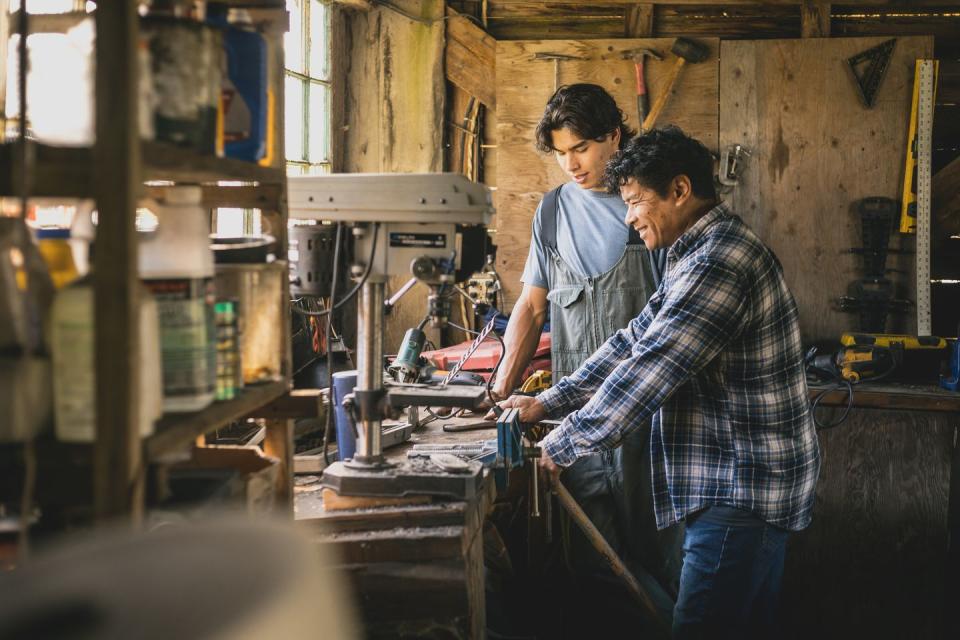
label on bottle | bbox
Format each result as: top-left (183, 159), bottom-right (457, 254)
top-left (144, 277), bottom-right (216, 399)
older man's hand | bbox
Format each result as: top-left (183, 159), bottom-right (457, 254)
top-left (484, 394), bottom-right (547, 423)
top-left (538, 450), bottom-right (562, 489)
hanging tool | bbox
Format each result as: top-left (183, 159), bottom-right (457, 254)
top-left (642, 37), bottom-right (710, 131)
top-left (899, 59), bottom-right (939, 335)
top-left (621, 48), bottom-right (663, 133)
top-left (847, 39), bottom-right (896, 108)
top-left (718, 144), bottom-right (752, 189)
top-left (837, 278), bottom-right (911, 333)
top-left (533, 51), bottom-right (589, 92)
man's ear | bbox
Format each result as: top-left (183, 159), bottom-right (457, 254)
top-left (673, 175), bottom-right (693, 204)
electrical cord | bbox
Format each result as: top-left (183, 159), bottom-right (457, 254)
top-left (805, 345), bottom-right (899, 430)
top-left (291, 223), bottom-right (381, 318)
top-left (321, 223), bottom-right (343, 466)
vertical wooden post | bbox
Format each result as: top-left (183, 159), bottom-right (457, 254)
top-left (263, 419), bottom-right (294, 512)
top-left (259, 13), bottom-right (294, 514)
top-left (801, 2), bottom-right (831, 38)
top-left (625, 3), bottom-right (654, 38)
top-left (94, 1), bottom-right (143, 522)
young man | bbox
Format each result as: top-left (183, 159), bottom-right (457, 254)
top-left (490, 84), bottom-right (676, 609)
top-left (496, 126), bottom-right (821, 637)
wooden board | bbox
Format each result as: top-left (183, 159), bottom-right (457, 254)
top-left (719, 36), bottom-right (933, 343)
top-left (341, 0), bottom-right (445, 351)
top-left (445, 6), bottom-right (497, 108)
top-left (782, 409), bottom-right (953, 638)
top-left (494, 38), bottom-right (719, 309)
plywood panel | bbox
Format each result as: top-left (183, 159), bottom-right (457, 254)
top-left (495, 38), bottom-right (719, 309)
top-left (719, 36), bottom-right (933, 343)
top-left (782, 409), bottom-right (952, 638)
top-left (343, 0), bottom-right (446, 351)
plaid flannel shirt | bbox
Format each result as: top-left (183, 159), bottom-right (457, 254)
top-left (537, 203), bottom-right (821, 531)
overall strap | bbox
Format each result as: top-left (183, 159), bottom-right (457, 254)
top-left (540, 185), bottom-right (564, 252)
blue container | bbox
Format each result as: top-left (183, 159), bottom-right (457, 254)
top-left (332, 370), bottom-right (358, 460)
top-left (208, 5), bottom-right (268, 162)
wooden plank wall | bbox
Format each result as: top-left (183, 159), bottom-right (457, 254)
top-left (494, 37), bottom-right (720, 309)
top-left (782, 409), bottom-right (954, 638)
top-left (445, 2), bottom-right (960, 333)
top-left (720, 36), bottom-right (933, 343)
top-left (340, 0), bottom-right (446, 352)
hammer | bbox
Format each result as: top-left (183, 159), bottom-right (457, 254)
top-left (642, 37), bottom-right (710, 131)
top-left (533, 51), bottom-right (589, 91)
top-left (622, 48), bottom-right (663, 133)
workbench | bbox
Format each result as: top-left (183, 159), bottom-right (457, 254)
top-left (787, 382), bottom-right (960, 638)
top-left (294, 414), bottom-right (499, 639)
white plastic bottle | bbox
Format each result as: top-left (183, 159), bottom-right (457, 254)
top-left (139, 186), bottom-right (217, 412)
top-left (51, 276), bottom-right (163, 442)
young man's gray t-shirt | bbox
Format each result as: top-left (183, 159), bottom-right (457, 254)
top-left (521, 182), bottom-right (630, 288)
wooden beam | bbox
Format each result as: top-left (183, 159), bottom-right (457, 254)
top-left (489, 0), bottom-right (960, 4)
top-left (445, 7), bottom-right (497, 108)
top-left (624, 3), bottom-right (654, 37)
top-left (801, 1), bottom-right (831, 37)
top-left (93, 1), bottom-right (143, 523)
top-left (933, 154), bottom-right (960, 240)
top-left (330, 0), bottom-right (373, 10)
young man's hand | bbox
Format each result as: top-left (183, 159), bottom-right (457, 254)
top-left (484, 394), bottom-right (547, 423)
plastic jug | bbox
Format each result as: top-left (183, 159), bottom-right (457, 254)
top-left (50, 275), bottom-right (163, 442)
top-left (35, 228), bottom-right (79, 289)
top-left (0, 218), bottom-right (54, 442)
top-left (139, 186), bottom-right (217, 412)
top-left (208, 5), bottom-right (269, 162)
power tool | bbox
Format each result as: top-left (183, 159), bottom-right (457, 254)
top-left (809, 333), bottom-right (946, 383)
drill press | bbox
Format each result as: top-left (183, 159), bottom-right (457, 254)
top-left (288, 173), bottom-right (494, 499)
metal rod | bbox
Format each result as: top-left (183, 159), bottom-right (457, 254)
top-left (385, 276), bottom-right (418, 309)
top-left (356, 279), bottom-right (385, 460)
top-left (554, 483), bottom-right (670, 635)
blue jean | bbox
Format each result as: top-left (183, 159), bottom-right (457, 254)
top-left (673, 514), bottom-right (789, 639)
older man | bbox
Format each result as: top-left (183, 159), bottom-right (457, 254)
top-left (497, 126), bottom-right (820, 637)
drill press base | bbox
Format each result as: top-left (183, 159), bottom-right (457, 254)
top-left (321, 458), bottom-right (483, 501)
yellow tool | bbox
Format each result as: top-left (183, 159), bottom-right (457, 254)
top-left (840, 332), bottom-right (946, 350)
top-left (519, 369), bottom-right (552, 395)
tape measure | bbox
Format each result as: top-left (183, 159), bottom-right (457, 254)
top-left (900, 59), bottom-right (939, 336)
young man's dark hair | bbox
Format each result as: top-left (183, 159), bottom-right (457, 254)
top-left (534, 83), bottom-right (636, 153)
top-left (604, 125), bottom-right (717, 201)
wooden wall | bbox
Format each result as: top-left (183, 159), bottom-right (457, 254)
top-left (493, 37), bottom-right (719, 307)
top-left (720, 35), bottom-right (932, 343)
top-left (339, 0), bottom-right (447, 352)
top-left (443, 1), bottom-right (960, 332)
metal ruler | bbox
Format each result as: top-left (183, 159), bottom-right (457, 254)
top-left (913, 59), bottom-right (938, 336)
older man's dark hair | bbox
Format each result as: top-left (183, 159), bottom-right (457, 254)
top-left (534, 83), bottom-right (636, 153)
top-left (604, 126), bottom-right (717, 201)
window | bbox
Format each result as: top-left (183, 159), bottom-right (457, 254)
top-left (284, 0), bottom-right (331, 176)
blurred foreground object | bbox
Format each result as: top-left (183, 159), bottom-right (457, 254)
top-left (0, 516), bottom-right (359, 639)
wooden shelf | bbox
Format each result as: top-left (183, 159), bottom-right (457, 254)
top-left (0, 140), bottom-right (285, 199)
top-left (142, 141), bottom-right (285, 185)
top-left (809, 382), bottom-right (960, 413)
top-left (146, 380), bottom-right (289, 462)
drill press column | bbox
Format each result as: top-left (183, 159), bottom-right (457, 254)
top-left (353, 278), bottom-right (386, 466)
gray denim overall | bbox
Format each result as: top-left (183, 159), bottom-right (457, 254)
top-left (540, 186), bottom-right (681, 607)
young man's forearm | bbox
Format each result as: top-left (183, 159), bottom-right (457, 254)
top-left (493, 296), bottom-right (547, 398)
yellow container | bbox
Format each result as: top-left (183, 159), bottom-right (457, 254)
top-left (36, 229), bottom-right (78, 289)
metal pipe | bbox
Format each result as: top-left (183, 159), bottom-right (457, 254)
top-left (356, 279), bottom-right (385, 460)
